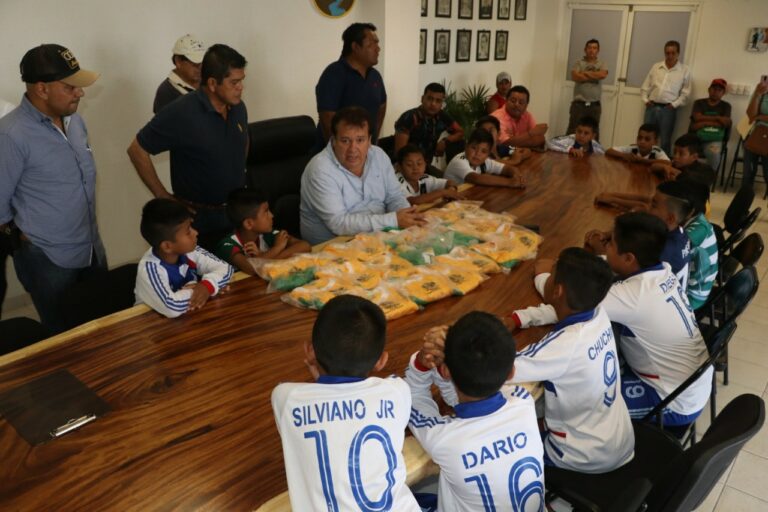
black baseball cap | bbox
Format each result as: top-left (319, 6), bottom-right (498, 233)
top-left (20, 44), bottom-right (99, 87)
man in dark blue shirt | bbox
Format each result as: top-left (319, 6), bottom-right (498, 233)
top-left (393, 82), bottom-right (464, 165)
top-left (315, 23), bottom-right (387, 150)
top-left (128, 44), bottom-right (249, 249)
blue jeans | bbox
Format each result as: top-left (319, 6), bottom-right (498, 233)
top-left (644, 104), bottom-right (678, 156)
top-left (13, 238), bottom-right (107, 334)
top-left (742, 147), bottom-right (768, 187)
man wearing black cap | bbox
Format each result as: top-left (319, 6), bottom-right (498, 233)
top-left (0, 44), bottom-right (106, 333)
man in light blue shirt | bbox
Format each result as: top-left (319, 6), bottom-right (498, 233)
top-left (300, 106), bottom-right (425, 245)
top-left (0, 44), bottom-right (106, 333)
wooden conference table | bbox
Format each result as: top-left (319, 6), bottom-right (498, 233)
top-left (0, 153), bottom-right (656, 510)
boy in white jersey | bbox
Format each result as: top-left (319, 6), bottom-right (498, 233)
top-left (395, 144), bottom-right (463, 206)
top-left (134, 198), bottom-right (233, 318)
top-left (271, 295), bottom-right (420, 512)
top-left (444, 128), bottom-right (526, 188)
top-left (586, 212), bottom-right (711, 425)
top-left (508, 248), bottom-right (634, 473)
top-left (605, 123), bottom-right (669, 164)
top-left (405, 311), bottom-right (545, 511)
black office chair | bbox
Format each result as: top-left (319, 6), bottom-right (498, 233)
top-left (714, 126), bottom-right (731, 191)
top-left (713, 186), bottom-right (756, 257)
top-left (377, 135), bottom-right (396, 162)
top-left (719, 232), bottom-right (764, 283)
top-left (700, 267), bottom-right (759, 391)
top-left (725, 137), bottom-right (768, 197)
top-left (643, 321), bottom-right (737, 446)
top-left (544, 393), bottom-right (765, 512)
top-left (0, 317), bottom-right (49, 355)
top-left (58, 263), bottom-right (139, 331)
top-left (246, 115), bottom-right (316, 238)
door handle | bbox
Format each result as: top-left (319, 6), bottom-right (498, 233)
top-left (617, 77), bottom-right (627, 83)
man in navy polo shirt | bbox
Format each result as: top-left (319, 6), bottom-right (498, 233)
top-left (128, 44), bottom-right (248, 250)
top-left (315, 23), bottom-right (387, 150)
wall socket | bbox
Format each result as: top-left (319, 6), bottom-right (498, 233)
top-left (727, 83), bottom-right (754, 95)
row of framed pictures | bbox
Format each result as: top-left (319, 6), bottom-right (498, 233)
top-left (421, 0), bottom-right (527, 21)
top-left (420, 29), bottom-right (508, 64)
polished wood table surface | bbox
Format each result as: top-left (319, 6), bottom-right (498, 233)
top-left (0, 153), bottom-right (655, 510)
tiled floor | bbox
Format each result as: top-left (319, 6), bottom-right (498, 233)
top-left (2, 184), bottom-right (768, 510)
top-left (693, 183), bottom-right (768, 512)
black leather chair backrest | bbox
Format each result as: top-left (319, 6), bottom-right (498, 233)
top-left (723, 186), bottom-right (754, 233)
top-left (648, 394), bottom-right (765, 511)
top-left (246, 115), bottom-right (317, 237)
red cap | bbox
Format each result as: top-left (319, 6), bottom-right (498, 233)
top-left (710, 78), bottom-right (727, 89)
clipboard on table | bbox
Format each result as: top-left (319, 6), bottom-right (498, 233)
top-left (0, 369), bottom-right (110, 446)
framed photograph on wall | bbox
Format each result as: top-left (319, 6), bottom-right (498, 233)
top-left (514, 0), bottom-right (527, 20)
top-left (421, 0), bottom-right (428, 17)
top-left (434, 30), bottom-right (451, 64)
top-left (479, 0), bottom-right (493, 19)
top-left (456, 29), bottom-right (472, 62)
top-left (494, 30), bottom-right (508, 60)
top-left (458, 0), bottom-right (473, 19)
top-left (498, 0), bottom-right (510, 19)
top-left (476, 30), bottom-right (491, 61)
top-left (419, 29), bottom-right (427, 63)
top-left (436, 0), bottom-right (451, 18)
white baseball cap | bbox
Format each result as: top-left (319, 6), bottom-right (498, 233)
top-left (496, 71), bottom-right (512, 84)
top-left (172, 34), bottom-right (206, 64)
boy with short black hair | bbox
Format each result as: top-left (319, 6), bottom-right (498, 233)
top-left (271, 295), bottom-right (420, 511)
top-left (475, 115), bottom-right (532, 163)
top-left (606, 123), bottom-right (669, 164)
top-left (581, 212), bottom-right (711, 425)
top-left (547, 116), bottom-right (605, 157)
top-left (593, 181), bottom-right (693, 290)
top-left (135, 198), bottom-right (233, 318)
top-left (214, 188), bottom-right (310, 275)
top-left (405, 311), bottom-right (544, 510)
top-left (444, 128), bottom-right (526, 188)
top-left (651, 133), bottom-right (716, 188)
top-left (395, 144), bottom-right (463, 205)
top-left (508, 248), bottom-right (634, 473)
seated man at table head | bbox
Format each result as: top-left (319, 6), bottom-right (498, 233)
top-left (490, 85), bottom-right (548, 148)
top-left (444, 128), bottom-right (526, 188)
top-left (650, 133), bottom-right (715, 189)
top-left (509, 247), bottom-right (634, 473)
top-left (475, 115), bottom-right (532, 164)
top-left (214, 188), bottom-right (310, 276)
top-left (395, 144), bottom-right (462, 206)
top-left (606, 123), bottom-right (669, 164)
top-left (546, 116), bottom-right (605, 157)
top-left (300, 106), bottom-right (426, 246)
top-left (135, 198), bottom-right (233, 319)
top-left (271, 295), bottom-right (421, 512)
top-left (404, 311), bottom-right (544, 510)
top-left (583, 212), bottom-right (711, 426)
top-left (393, 82), bottom-right (464, 171)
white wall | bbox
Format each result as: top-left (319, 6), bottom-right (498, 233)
top-left (1, 0), bottom-right (766, 308)
top-left (419, 1), bottom-right (540, 113)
